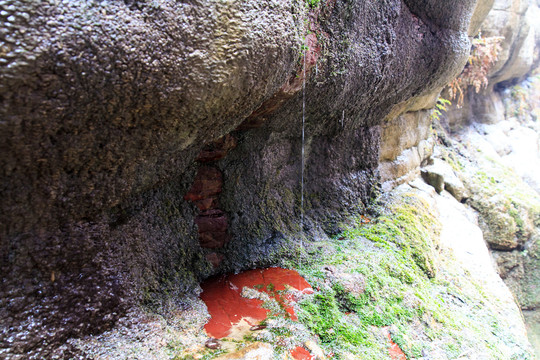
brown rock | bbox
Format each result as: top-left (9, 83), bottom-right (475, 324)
top-left (199, 232), bottom-right (231, 249)
top-left (195, 212), bottom-right (228, 233)
top-left (184, 166), bottom-right (223, 202)
top-left (197, 134), bottom-right (238, 163)
top-left (206, 253), bottom-right (225, 268)
top-left (195, 197), bottom-right (219, 211)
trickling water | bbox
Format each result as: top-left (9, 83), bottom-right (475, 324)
top-left (300, 39), bottom-right (307, 266)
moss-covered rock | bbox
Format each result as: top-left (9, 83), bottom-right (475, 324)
top-left (282, 189), bottom-right (532, 359)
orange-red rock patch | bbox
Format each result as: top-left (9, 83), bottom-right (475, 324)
top-left (290, 346), bottom-right (315, 360)
top-left (200, 267), bottom-right (313, 359)
top-left (383, 327), bottom-right (407, 360)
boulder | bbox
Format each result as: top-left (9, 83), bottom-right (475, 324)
top-left (421, 158), bottom-right (468, 201)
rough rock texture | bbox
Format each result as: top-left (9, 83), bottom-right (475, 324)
top-left (0, 0), bottom-right (482, 357)
top-left (420, 158), bottom-right (468, 201)
top-left (481, 0), bottom-right (539, 85)
top-left (442, 0), bottom-right (540, 132)
top-left (493, 234), bottom-right (540, 310)
top-left (377, 0), bottom-right (540, 353)
top-left (434, 76), bottom-right (540, 356)
top-left (469, 0), bottom-right (496, 36)
top-left (378, 110), bottom-right (434, 191)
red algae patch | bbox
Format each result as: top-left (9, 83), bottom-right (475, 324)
top-left (200, 267), bottom-right (312, 339)
top-left (383, 327), bottom-right (407, 360)
top-left (290, 346), bottom-right (315, 360)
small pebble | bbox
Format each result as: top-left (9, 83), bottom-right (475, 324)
top-left (205, 338), bottom-right (220, 350)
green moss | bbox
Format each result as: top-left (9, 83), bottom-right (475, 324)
top-left (341, 194), bottom-right (440, 277)
top-left (279, 191), bottom-right (534, 359)
top-left (305, 0), bottom-right (321, 8)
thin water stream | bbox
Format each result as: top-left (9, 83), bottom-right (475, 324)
top-left (299, 37), bottom-right (307, 266)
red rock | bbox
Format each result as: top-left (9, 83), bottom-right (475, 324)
top-left (183, 166), bottom-right (222, 202)
top-left (281, 33), bottom-right (320, 95)
top-left (195, 213), bottom-right (228, 233)
top-left (194, 197), bottom-right (219, 211)
top-left (383, 327), bottom-right (407, 360)
top-left (199, 231), bottom-right (230, 249)
top-left (197, 134), bottom-right (237, 162)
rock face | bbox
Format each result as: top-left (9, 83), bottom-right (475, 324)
top-left (481, 0), bottom-right (539, 85)
top-left (378, 110), bottom-right (434, 191)
top-left (0, 0), bottom-right (483, 356)
top-left (376, 0), bottom-right (540, 355)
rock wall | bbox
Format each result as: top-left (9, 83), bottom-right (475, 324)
top-left (378, 0), bottom-right (540, 355)
top-left (380, 0), bottom-right (540, 186)
top-left (0, 0), bottom-right (482, 357)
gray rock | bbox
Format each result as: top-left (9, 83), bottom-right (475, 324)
top-left (0, 0), bottom-right (481, 356)
top-left (323, 265), bottom-right (366, 298)
top-left (421, 166), bottom-right (446, 193)
top-left (421, 159), bottom-right (468, 201)
top-left (481, 0), bottom-right (539, 85)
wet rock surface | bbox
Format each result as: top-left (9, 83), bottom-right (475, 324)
top-left (432, 75), bottom-right (540, 355)
top-left (1, 0), bottom-right (482, 356)
top-left (421, 158), bottom-right (468, 201)
top-left (200, 268), bottom-right (312, 339)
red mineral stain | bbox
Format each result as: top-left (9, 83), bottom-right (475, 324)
top-left (383, 328), bottom-right (407, 360)
top-left (200, 268), bottom-right (312, 339)
top-left (290, 346), bottom-right (314, 360)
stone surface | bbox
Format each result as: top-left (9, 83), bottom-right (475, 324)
top-left (214, 342), bottom-right (274, 360)
top-left (480, 0), bottom-right (539, 85)
top-left (197, 135), bottom-right (238, 163)
top-left (184, 167), bottom-right (224, 202)
top-left (432, 74), bottom-right (540, 355)
top-left (206, 253), bottom-right (225, 269)
top-left (493, 237), bottom-right (540, 312)
top-left (323, 265), bottom-right (366, 298)
top-left (469, 0), bottom-right (496, 36)
top-left (421, 158), bottom-right (468, 201)
top-left (524, 310), bottom-right (540, 360)
top-left (303, 340), bottom-right (327, 360)
top-left (0, 0), bottom-right (482, 356)
top-left (421, 167), bottom-right (445, 194)
top-left (431, 190), bottom-right (532, 358)
top-left (200, 268), bottom-right (312, 339)
top-left (379, 110), bottom-right (434, 191)
top-left (196, 210), bottom-right (230, 249)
